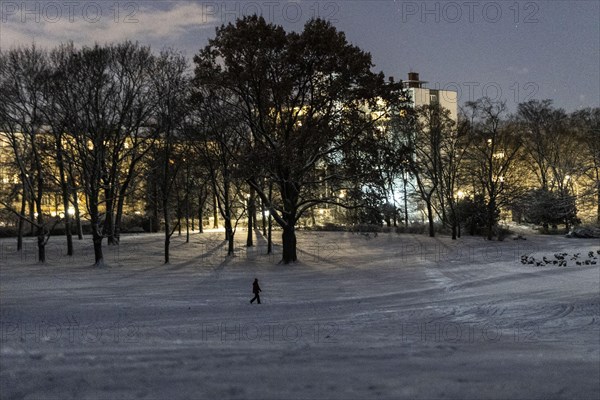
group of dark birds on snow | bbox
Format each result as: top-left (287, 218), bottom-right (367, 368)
top-left (521, 250), bottom-right (600, 267)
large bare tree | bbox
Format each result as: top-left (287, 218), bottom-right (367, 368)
top-left (408, 104), bottom-right (455, 237)
top-left (571, 107), bottom-right (600, 223)
top-left (147, 50), bottom-right (191, 264)
top-left (0, 45), bottom-right (58, 262)
top-left (192, 16), bottom-right (405, 263)
top-left (465, 98), bottom-right (524, 240)
top-left (190, 89), bottom-right (248, 256)
top-left (50, 42), bottom-right (156, 266)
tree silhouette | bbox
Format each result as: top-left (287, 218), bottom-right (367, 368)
top-left (192, 16), bottom-right (405, 263)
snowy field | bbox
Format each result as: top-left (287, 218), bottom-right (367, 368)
top-left (1, 230), bottom-right (599, 400)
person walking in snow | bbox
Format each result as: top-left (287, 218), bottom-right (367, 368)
top-left (250, 278), bottom-right (261, 304)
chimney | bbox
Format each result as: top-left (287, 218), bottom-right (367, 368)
top-left (407, 72), bottom-right (421, 88)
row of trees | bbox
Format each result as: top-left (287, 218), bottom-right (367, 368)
top-left (0, 17), bottom-right (407, 265)
top-left (1, 16), bottom-right (599, 266)
top-left (1, 42), bottom-right (164, 264)
top-left (396, 98), bottom-right (599, 240)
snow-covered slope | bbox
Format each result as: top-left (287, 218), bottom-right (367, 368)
top-left (1, 231), bottom-right (598, 399)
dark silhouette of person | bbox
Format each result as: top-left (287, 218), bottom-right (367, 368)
top-left (250, 278), bottom-right (261, 304)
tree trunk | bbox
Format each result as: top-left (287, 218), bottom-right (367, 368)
top-left (163, 198), bottom-right (171, 264)
top-left (246, 187), bottom-right (255, 247)
top-left (114, 182), bottom-right (132, 244)
top-left (17, 179), bottom-right (26, 251)
top-left (403, 174), bottom-right (409, 226)
top-left (36, 206), bottom-right (45, 263)
top-left (486, 223), bottom-right (493, 240)
top-left (228, 231), bottom-right (235, 255)
top-left (113, 192), bottom-right (124, 245)
top-left (261, 198), bottom-right (267, 236)
top-left (73, 195), bottom-right (83, 240)
top-left (426, 200), bottom-right (435, 238)
top-left (597, 181), bottom-right (600, 224)
top-left (486, 200), bottom-right (495, 241)
top-left (61, 191), bottom-right (73, 257)
top-left (267, 183), bottom-right (273, 254)
top-left (93, 231), bottom-right (104, 267)
top-left (114, 210), bottom-right (123, 245)
top-left (213, 194), bottom-right (219, 228)
top-left (185, 167), bottom-right (190, 243)
top-left (35, 168), bottom-right (45, 263)
top-left (198, 193), bottom-right (204, 234)
top-left (281, 224), bottom-right (297, 264)
top-left (104, 189), bottom-right (116, 245)
top-left (152, 178), bottom-right (160, 232)
top-left (63, 215), bottom-right (73, 257)
top-left (57, 145), bottom-right (74, 256)
top-left (164, 231), bottom-right (170, 264)
top-left (450, 205), bottom-right (457, 240)
top-left (185, 213), bottom-right (190, 243)
top-left (67, 165), bottom-right (84, 240)
top-left (37, 229), bottom-right (45, 263)
top-left (225, 218), bottom-right (234, 256)
top-left (177, 206), bottom-right (182, 237)
top-left (280, 179), bottom-right (299, 263)
top-left (28, 198), bottom-right (35, 236)
top-left (185, 196), bottom-right (190, 243)
top-left (163, 136), bottom-right (172, 264)
top-left (91, 208), bottom-right (104, 267)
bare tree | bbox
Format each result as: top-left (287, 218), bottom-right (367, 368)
top-left (517, 100), bottom-right (589, 228)
top-left (45, 47), bottom-right (80, 255)
top-left (192, 16), bottom-right (405, 263)
top-left (0, 45), bottom-right (58, 262)
top-left (52, 44), bottom-right (111, 266)
top-left (48, 42), bottom-right (159, 266)
top-left (517, 100), bottom-right (555, 190)
top-left (465, 98), bottom-right (523, 240)
top-left (149, 49), bottom-right (191, 264)
top-left (101, 42), bottom-right (157, 245)
top-left (408, 104), bottom-right (454, 237)
top-left (571, 108), bottom-right (600, 223)
top-left (0, 135), bottom-right (30, 250)
top-left (378, 101), bottom-right (414, 228)
top-left (190, 90), bottom-right (247, 256)
top-left (439, 113), bottom-right (471, 239)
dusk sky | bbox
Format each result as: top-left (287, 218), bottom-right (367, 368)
top-left (1, 0), bottom-right (598, 112)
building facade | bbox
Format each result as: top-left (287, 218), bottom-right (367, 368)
top-left (404, 72), bottom-right (458, 122)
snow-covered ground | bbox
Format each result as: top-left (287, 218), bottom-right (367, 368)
top-left (1, 230), bottom-right (599, 399)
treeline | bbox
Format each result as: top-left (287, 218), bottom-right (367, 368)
top-left (0, 17), bottom-right (407, 265)
top-left (1, 16), bottom-right (599, 266)
top-left (395, 99), bottom-right (599, 241)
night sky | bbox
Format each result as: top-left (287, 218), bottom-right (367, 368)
top-left (1, 0), bottom-right (598, 112)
